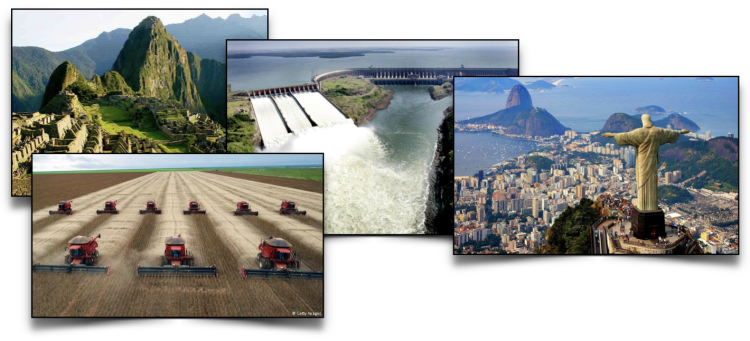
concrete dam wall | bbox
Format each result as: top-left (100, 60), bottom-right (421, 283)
top-left (249, 90), bottom-right (352, 148)
top-left (313, 67), bottom-right (519, 86)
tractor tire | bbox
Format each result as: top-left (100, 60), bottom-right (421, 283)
top-left (161, 256), bottom-right (168, 266)
top-left (257, 253), bottom-right (262, 261)
top-left (85, 258), bottom-right (93, 266)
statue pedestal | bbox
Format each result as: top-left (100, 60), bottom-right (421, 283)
top-left (631, 207), bottom-right (665, 240)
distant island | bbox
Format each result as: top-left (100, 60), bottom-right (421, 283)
top-left (696, 77), bottom-right (715, 82)
top-left (454, 77), bottom-right (521, 93)
top-left (524, 80), bottom-right (556, 91)
top-left (227, 48), bottom-right (447, 59)
top-left (634, 105), bottom-right (667, 114)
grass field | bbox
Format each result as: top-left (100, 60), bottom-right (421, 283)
top-left (321, 76), bottom-right (389, 121)
top-left (159, 143), bottom-right (189, 153)
top-left (89, 105), bottom-right (170, 142)
top-left (216, 167), bottom-right (323, 182)
top-left (228, 100), bottom-right (257, 153)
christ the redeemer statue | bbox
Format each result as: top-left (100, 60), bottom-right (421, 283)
top-left (601, 114), bottom-right (689, 211)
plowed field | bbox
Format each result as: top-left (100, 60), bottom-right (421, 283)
top-left (32, 172), bottom-right (323, 317)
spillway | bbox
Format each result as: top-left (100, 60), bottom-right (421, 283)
top-left (271, 94), bottom-right (313, 133)
top-left (292, 91), bottom-right (348, 126)
top-left (249, 96), bottom-right (292, 147)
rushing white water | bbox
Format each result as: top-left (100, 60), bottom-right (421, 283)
top-left (265, 122), bottom-right (429, 234)
top-left (271, 94), bottom-right (313, 133)
top-left (292, 91), bottom-right (349, 126)
top-left (249, 96), bottom-right (291, 146)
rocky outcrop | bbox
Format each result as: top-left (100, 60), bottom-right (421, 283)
top-left (425, 106), bottom-right (454, 235)
top-left (188, 52), bottom-right (227, 127)
top-left (40, 61), bottom-right (86, 110)
top-left (505, 84), bottom-right (533, 109)
top-left (112, 16), bottom-right (203, 113)
top-left (100, 70), bottom-right (133, 95)
top-left (656, 113), bottom-right (700, 131)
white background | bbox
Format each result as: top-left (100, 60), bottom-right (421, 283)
top-left (2, 0), bottom-right (747, 339)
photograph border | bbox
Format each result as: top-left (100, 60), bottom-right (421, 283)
top-left (451, 75), bottom-right (740, 256)
top-left (225, 38), bottom-right (520, 236)
top-left (10, 7), bottom-right (270, 197)
top-left (30, 152), bottom-right (325, 318)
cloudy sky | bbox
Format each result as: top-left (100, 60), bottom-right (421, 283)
top-left (13, 9), bottom-right (267, 51)
top-left (228, 40), bottom-right (518, 52)
top-left (33, 154), bottom-right (321, 173)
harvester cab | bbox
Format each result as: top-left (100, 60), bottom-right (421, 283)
top-left (139, 200), bottom-right (162, 214)
top-left (32, 234), bottom-right (110, 275)
top-left (183, 201), bottom-right (207, 215)
top-left (136, 234), bottom-right (217, 276)
top-left (49, 200), bottom-right (73, 215)
top-left (234, 201), bottom-right (259, 216)
top-left (280, 201), bottom-right (307, 215)
top-left (96, 200), bottom-right (119, 214)
top-left (241, 236), bottom-right (322, 279)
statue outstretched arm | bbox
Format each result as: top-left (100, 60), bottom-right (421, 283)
top-left (679, 129), bottom-right (690, 134)
top-left (601, 132), bottom-right (615, 138)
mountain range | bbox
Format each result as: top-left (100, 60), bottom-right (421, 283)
top-left (454, 77), bottom-right (522, 93)
top-left (30, 16), bottom-right (228, 126)
top-left (12, 13), bottom-right (266, 113)
top-left (460, 84), bottom-right (569, 137)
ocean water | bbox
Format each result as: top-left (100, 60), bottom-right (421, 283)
top-left (455, 132), bottom-right (540, 177)
top-left (455, 77), bottom-right (739, 137)
top-left (227, 46), bottom-right (518, 91)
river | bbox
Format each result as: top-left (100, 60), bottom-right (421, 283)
top-left (232, 47), bottom-right (517, 233)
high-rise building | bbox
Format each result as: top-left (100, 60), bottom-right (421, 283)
top-left (532, 198), bottom-right (539, 218)
top-left (706, 131), bottom-right (712, 140)
top-left (667, 124), bottom-right (672, 130)
top-left (543, 210), bottom-right (550, 224)
top-left (477, 170), bottom-right (484, 184)
top-left (575, 185), bottom-right (584, 199)
top-left (476, 205), bottom-right (485, 222)
top-left (728, 132), bottom-right (735, 138)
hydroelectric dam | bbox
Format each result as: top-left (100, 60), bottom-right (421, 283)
top-left (241, 67), bottom-right (518, 148)
top-left (312, 67), bottom-right (518, 86)
top-left (245, 84), bottom-right (354, 147)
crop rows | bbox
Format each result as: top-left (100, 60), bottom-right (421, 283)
top-left (32, 171), bottom-right (323, 317)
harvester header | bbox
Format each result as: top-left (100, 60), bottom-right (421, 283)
top-left (96, 200), bottom-right (119, 214)
top-left (241, 236), bottom-right (322, 279)
top-left (49, 200), bottom-right (73, 215)
top-left (136, 234), bottom-right (217, 276)
top-left (279, 201), bottom-right (306, 215)
top-left (183, 201), bottom-right (207, 215)
top-left (234, 201), bottom-right (259, 216)
top-left (32, 233), bottom-right (110, 275)
top-left (139, 201), bottom-right (162, 214)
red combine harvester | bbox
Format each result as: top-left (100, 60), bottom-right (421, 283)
top-left (32, 234), bottom-right (110, 275)
top-left (241, 236), bottom-right (322, 279)
top-left (96, 200), bottom-right (119, 214)
top-left (183, 201), bottom-right (206, 215)
top-left (279, 201), bottom-right (306, 215)
top-left (139, 201), bottom-right (162, 214)
top-left (136, 235), bottom-right (217, 276)
top-left (234, 201), bottom-right (259, 216)
top-left (49, 201), bottom-right (73, 215)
